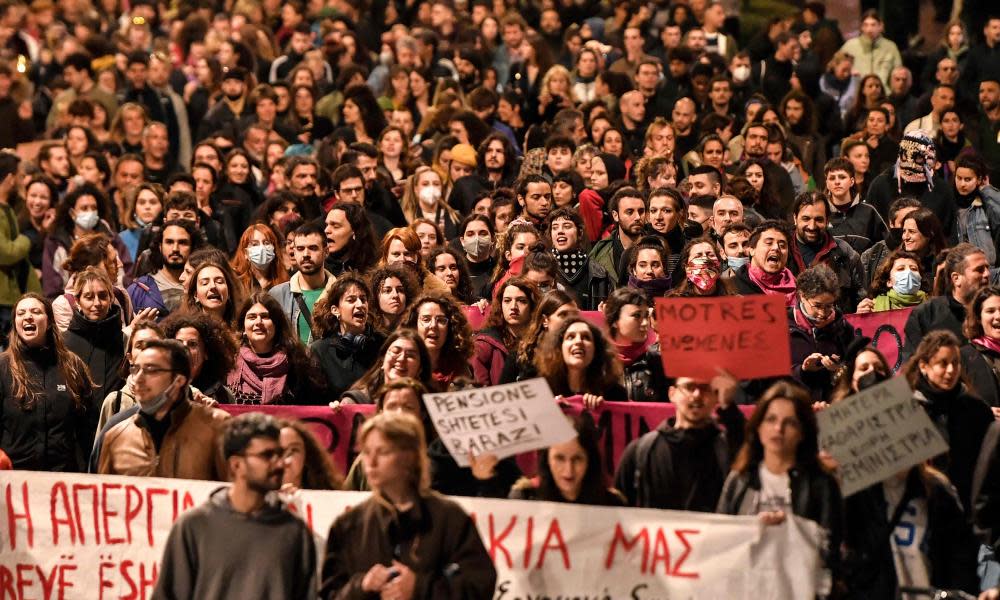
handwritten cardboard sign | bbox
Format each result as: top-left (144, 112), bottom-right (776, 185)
top-left (654, 295), bottom-right (791, 380)
top-left (423, 378), bottom-right (576, 466)
top-left (817, 377), bottom-right (948, 496)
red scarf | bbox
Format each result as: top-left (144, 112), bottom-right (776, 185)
top-left (973, 336), bottom-right (1000, 354)
top-left (747, 263), bottom-right (797, 307)
top-left (613, 338), bottom-right (650, 367)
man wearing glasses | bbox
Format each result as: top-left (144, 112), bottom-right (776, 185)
top-left (154, 413), bottom-right (316, 600)
top-left (614, 372), bottom-right (743, 511)
top-left (97, 339), bottom-right (229, 480)
top-left (328, 164), bottom-right (394, 238)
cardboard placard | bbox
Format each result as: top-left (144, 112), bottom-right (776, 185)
top-left (654, 295), bottom-right (791, 380)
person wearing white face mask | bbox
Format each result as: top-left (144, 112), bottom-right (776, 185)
top-left (97, 339), bottom-right (230, 479)
top-left (400, 166), bottom-right (461, 240)
top-left (856, 250), bottom-right (927, 313)
top-left (231, 224), bottom-right (288, 293)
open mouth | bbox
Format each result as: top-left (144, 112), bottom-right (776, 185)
top-left (766, 254), bottom-right (781, 266)
top-left (21, 322), bottom-right (37, 334)
top-left (352, 308), bottom-right (367, 321)
top-left (569, 346), bottom-right (585, 358)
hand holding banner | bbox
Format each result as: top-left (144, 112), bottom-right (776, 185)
top-left (817, 377), bottom-right (948, 496)
top-left (655, 295), bottom-right (791, 380)
top-left (423, 378), bottom-right (576, 466)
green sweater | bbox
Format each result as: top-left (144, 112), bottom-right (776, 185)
top-left (0, 203), bottom-right (38, 306)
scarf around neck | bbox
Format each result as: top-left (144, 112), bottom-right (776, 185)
top-left (973, 336), bottom-right (1000, 355)
top-left (747, 263), bottom-right (797, 307)
top-left (553, 248), bottom-right (588, 279)
top-left (227, 346), bottom-right (290, 404)
top-left (873, 289), bottom-right (926, 311)
top-left (613, 338), bottom-right (651, 367)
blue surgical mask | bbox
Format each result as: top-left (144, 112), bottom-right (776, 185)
top-left (892, 269), bottom-right (921, 295)
top-left (727, 256), bottom-right (750, 270)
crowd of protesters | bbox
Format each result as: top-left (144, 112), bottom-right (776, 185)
top-left (0, 0), bottom-right (999, 596)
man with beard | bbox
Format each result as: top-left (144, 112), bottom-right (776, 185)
top-left (610, 27), bottom-right (656, 77)
top-left (615, 372), bottom-right (743, 511)
top-left (729, 122), bottom-right (795, 218)
top-left (197, 67), bottom-right (251, 142)
top-left (455, 46), bottom-right (483, 94)
top-left (671, 97), bottom-right (700, 158)
top-left (98, 340), bottom-right (230, 479)
top-left (141, 122), bottom-right (176, 185)
top-left (154, 413), bottom-right (316, 600)
top-left (268, 23), bottom-right (314, 82)
top-left (515, 174), bottom-right (553, 228)
top-left (449, 133), bottom-right (517, 214)
top-left (730, 220), bottom-right (797, 305)
top-left (329, 164), bottom-right (393, 238)
top-left (973, 78), bottom-right (1000, 185)
top-left (788, 192), bottom-right (865, 314)
top-left (128, 220), bottom-right (202, 318)
top-left (591, 187), bottom-right (647, 284)
top-left (619, 91), bottom-right (648, 159)
top-left (903, 243), bottom-right (990, 360)
top-left (269, 221), bottom-right (337, 345)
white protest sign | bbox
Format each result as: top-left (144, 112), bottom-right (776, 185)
top-left (0, 470), bottom-right (826, 599)
top-left (816, 377), bottom-right (948, 496)
top-left (422, 378), bottom-right (577, 466)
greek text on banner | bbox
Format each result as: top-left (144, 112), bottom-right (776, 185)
top-left (0, 470), bottom-right (825, 599)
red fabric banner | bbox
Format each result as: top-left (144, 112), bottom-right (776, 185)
top-left (843, 308), bottom-right (912, 372)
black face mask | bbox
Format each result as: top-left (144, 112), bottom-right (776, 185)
top-left (885, 227), bottom-right (902, 250)
top-left (856, 369), bottom-right (888, 391)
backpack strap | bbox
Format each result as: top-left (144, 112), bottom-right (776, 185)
top-left (293, 293), bottom-right (317, 339)
top-left (112, 390), bottom-right (123, 414)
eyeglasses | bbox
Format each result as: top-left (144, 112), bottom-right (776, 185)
top-left (674, 381), bottom-right (713, 396)
top-left (803, 297), bottom-right (836, 313)
top-left (242, 449), bottom-right (285, 463)
top-left (129, 364), bottom-right (174, 377)
top-left (339, 186), bottom-right (364, 196)
top-left (418, 315), bottom-right (449, 326)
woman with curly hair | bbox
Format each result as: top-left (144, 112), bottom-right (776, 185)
top-left (428, 247), bottom-right (476, 304)
top-left (376, 227), bottom-right (451, 296)
top-left (501, 289), bottom-right (579, 384)
top-left (855, 249), bottom-right (927, 313)
top-left (340, 83), bottom-right (389, 144)
top-left (668, 237), bottom-right (737, 297)
top-left (400, 166), bottom-right (461, 240)
top-left (368, 265), bottom-right (420, 333)
top-left (181, 257), bottom-right (246, 330)
top-left (535, 316), bottom-right (625, 408)
top-left (399, 293), bottom-right (474, 385)
top-left (310, 274), bottom-right (387, 398)
top-left (278, 418), bottom-right (344, 491)
top-left (161, 311), bottom-right (239, 405)
top-left (341, 329), bottom-right (434, 404)
top-left (472, 278), bottom-right (539, 386)
top-left (226, 291), bottom-right (325, 404)
top-left (0, 293), bottom-right (96, 471)
top-left (229, 223), bottom-right (289, 293)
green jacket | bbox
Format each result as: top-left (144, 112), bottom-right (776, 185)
top-left (839, 36), bottom-right (901, 88)
top-left (0, 203), bottom-right (39, 306)
top-left (590, 233), bottom-right (621, 285)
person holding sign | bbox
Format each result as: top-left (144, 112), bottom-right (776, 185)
top-left (320, 412), bottom-right (497, 600)
top-left (790, 265), bottom-right (857, 402)
top-left (905, 331), bottom-right (993, 511)
top-left (855, 249), bottom-right (928, 313)
top-left (535, 316), bottom-right (626, 408)
top-left (961, 286), bottom-right (1000, 414)
top-left (717, 381), bottom-right (844, 574)
top-left (604, 287), bottom-right (669, 402)
top-left (509, 412), bottom-right (626, 506)
top-left (729, 219), bottom-right (798, 306)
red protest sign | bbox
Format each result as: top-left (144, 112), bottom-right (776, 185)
top-left (654, 295), bottom-right (791, 380)
top-left (844, 308), bottom-right (912, 372)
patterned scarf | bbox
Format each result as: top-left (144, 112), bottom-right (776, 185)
top-left (896, 130), bottom-right (936, 192)
top-left (553, 249), bottom-right (589, 279)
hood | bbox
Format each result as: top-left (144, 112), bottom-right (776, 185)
top-left (208, 486), bottom-right (294, 524)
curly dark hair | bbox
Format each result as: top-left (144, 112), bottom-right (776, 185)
top-left (535, 316), bottom-right (622, 396)
top-left (52, 182), bottom-right (114, 236)
top-left (482, 277), bottom-right (540, 347)
top-left (399, 293), bottom-right (474, 379)
top-left (427, 246), bottom-right (475, 304)
top-left (350, 329), bottom-right (434, 399)
top-left (367, 265), bottom-right (420, 333)
top-left (160, 311), bottom-right (240, 390)
top-left (868, 249), bottom-right (924, 298)
top-left (543, 206), bottom-right (589, 252)
top-left (311, 273), bottom-right (371, 340)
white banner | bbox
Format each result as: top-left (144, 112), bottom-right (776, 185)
top-left (0, 471), bottom-right (825, 599)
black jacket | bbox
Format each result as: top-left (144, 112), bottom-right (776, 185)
top-left (843, 468), bottom-right (980, 598)
top-left (962, 342), bottom-right (1000, 408)
top-left (729, 263), bottom-right (767, 296)
top-left (973, 422), bottom-right (1000, 552)
top-left (788, 309), bottom-right (857, 402)
top-left (311, 329), bottom-right (386, 399)
top-left (902, 295), bottom-right (967, 361)
top-left (0, 347), bottom-right (96, 471)
top-left (560, 256), bottom-right (610, 311)
top-left (63, 305), bottom-right (125, 410)
top-left (830, 200), bottom-right (887, 255)
top-left (614, 403), bottom-right (745, 511)
top-left (866, 169), bottom-right (957, 240)
top-left (622, 347), bottom-right (670, 402)
top-left (427, 437), bottom-right (521, 498)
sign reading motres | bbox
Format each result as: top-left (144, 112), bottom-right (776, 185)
top-left (816, 377), bottom-right (948, 496)
top-left (423, 378), bottom-right (576, 466)
top-left (654, 296), bottom-right (791, 380)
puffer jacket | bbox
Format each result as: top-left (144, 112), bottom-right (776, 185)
top-left (789, 233), bottom-right (867, 314)
top-left (96, 396), bottom-right (230, 480)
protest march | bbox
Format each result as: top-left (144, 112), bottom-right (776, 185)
top-left (0, 0), bottom-right (999, 597)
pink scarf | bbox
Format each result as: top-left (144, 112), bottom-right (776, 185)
top-left (747, 263), bottom-right (797, 307)
top-left (973, 336), bottom-right (1000, 355)
top-left (227, 346), bottom-right (289, 404)
top-left (613, 338), bottom-right (650, 367)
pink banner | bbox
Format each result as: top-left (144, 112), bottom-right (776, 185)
top-left (463, 306), bottom-right (608, 331)
top-left (844, 308), bottom-right (912, 372)
top-left (221, 402), bottom-right (754, 478)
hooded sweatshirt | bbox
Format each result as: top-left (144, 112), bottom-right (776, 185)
top-left (153, 486), bottom-right (317, 600)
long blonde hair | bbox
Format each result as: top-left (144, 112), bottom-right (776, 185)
top-left (400, 166), bottom-right (460, 225)
top-left (359, 411), bottom-right (431, 495)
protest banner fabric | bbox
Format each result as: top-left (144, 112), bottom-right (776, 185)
top-left (422, 379), bottom-right (576, 466)
top-left (843, 308), bottom-right (913, 372)
top-left (0, 470), bottom-right (825, 599)
top-left (655, 295), bottom-right (792, 380)
top-left (816, 377), bottom-right (948, 496)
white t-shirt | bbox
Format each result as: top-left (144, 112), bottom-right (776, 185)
top-left (884, 476), bottom-right (930, 599)
top-left (757, 464), bottom-right (792, 513)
